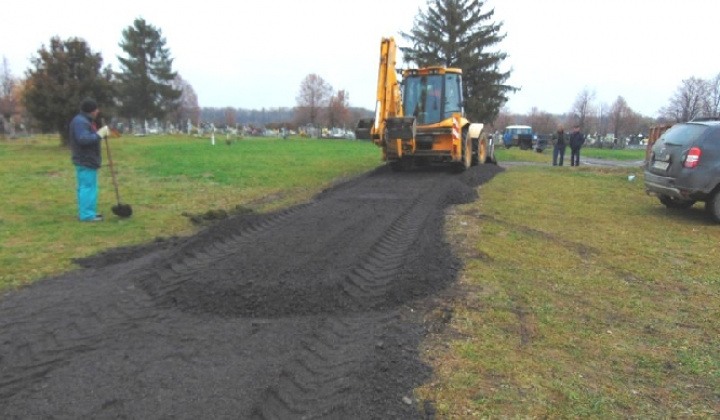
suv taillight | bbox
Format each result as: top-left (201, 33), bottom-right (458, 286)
top-left (684, 147), bottom-right (702, 168)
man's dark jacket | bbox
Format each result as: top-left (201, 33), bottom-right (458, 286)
top-left (69, 112), bottom-right (102, 168)
top-left (569, 131), bottom-right (585, 149)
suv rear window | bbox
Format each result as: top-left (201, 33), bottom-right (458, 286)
top-left (661, 124), bottom-right (708, 146)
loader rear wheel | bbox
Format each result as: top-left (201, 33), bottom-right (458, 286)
top-left (472, 133), bottom-right (488, 166)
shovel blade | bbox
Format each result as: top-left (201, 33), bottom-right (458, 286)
top-left (112, 204), bottom-right (133, 218)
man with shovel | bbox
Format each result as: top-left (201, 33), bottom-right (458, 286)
top-left (69, 98), bottom-right (110, 222)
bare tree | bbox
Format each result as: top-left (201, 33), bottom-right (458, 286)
top-left (596, 102), bottom-right (611, 137)
top-left (224, 107), bottom-right (236, 128)
top-left (527, 107), bottom-right (557, 134)
top-left (0, 56), bottom-right (18, 137)
top-left (703, 73), bottom-right (720, 118)
top-left (570, 88), bottom-right (596, 132)
top-left (609, 96), bottom-right (632, 142)
top-left (294, 74), bottom-right (333, 127)
top-left (660, 77), bottom-right (706, 122)
top-left (326, 89), bottom-right (351, 129)
top-left (169, 74), bottom-right (200, 128)
top-left (492, 106), bottom-right (514, 132)
top-left (527, 107), bottom-right (540, 128)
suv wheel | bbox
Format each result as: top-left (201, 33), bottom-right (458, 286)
top-left (658, 195), bottom-right (696, 209)
top-left (705, 190), bottom-right (720, 222)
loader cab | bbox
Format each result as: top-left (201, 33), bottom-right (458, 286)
top-left (402, 68), bottom-right (463, 126)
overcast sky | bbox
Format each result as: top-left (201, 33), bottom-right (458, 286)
top-left (2, 0), bottom-right (717, 117)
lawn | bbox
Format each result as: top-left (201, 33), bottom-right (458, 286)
top-left (0, 134), bottom-right (381, 289)
top-left (417, 164), bottom-right (720, 418)
top-left (495, 145), bottom-right (646, 163)
top-left (3, 134), bottom-right (717, 418)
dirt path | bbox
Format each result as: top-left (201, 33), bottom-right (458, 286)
top-left (0, 164), bottom-right (503, 419)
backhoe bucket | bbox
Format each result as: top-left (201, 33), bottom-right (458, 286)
top-left (355, 118), bottom-right (375, 140)
top-left (386, 117), bottom-right (416, 140)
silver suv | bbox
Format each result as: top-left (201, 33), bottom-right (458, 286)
top-left (645, 120), bottom-right (720, 222)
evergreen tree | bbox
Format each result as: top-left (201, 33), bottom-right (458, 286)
top-left (116, 18), bottom-right (181, 122)
top-left (23, 37), bottom-right (114, 145)
top-left (400, 0), bottom-right (517, 123)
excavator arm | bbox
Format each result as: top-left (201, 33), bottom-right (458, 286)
top-left (356, 37), bottom-right (415, 148)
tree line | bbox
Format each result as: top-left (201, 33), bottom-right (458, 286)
top-left (493, 73), bottom-right (720, 148)
top-left (2, 0), bottom-right (715, 145)
top-left (198, 105), bottom-right (372, 131)
top-left (494, 89), bottom-right (660, 147)
top-left (659, 75), bottom-right (720, 123)
top-left (1, 0), bottom-right (518, 143)
top-left (0, 18), bottom-right (190, 144)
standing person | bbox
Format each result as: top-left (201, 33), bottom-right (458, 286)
top-left (569, 125), bottom-right (585, 167)
top-left (552, 124), bottom-right (566, 166)
top-left (69, 98), bottom-right (110, 222)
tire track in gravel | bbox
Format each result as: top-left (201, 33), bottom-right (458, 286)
top-left (0, 164), bottom-right (503, 419)
top-left (134, 202), bottom-right (317, 307)
top-left (251, 314), bottom-right (384, 419)
top-left (0, 266), bottom-right (162, 401)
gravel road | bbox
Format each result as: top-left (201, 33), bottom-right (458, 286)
top-left (0, 163), bottom-right (503, 419)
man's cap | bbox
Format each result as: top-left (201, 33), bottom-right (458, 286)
top-left (80, 98), bottom-right (98, 113)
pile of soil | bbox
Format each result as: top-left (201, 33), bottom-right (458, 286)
top-left (0, 163), bottom-right (502, 419)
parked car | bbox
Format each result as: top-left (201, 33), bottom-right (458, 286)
top-left (644, 119), bottom-right (720, 221)
top-left (534, 133), bottom-right (552, 153)
top-left (503, 125), bottom-right (534, 150)
top-left (502, 125), bottom-right (534, 150)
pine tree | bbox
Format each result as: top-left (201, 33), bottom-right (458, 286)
top-left (116, 18), bottom-right (181, 122)
top-left (400, 0), bottom-right (517, 123)
top-left (23, 37), bottom-right (114, 145)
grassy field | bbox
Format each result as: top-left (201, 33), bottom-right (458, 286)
top-left (0, 134), bottom-right (380, 289)
top-left (495, 145), bottom-right (646, 163)
top-left (418, 164), bottom-right (720, 418)
top-left (3, 135), bottom-right (717, 417)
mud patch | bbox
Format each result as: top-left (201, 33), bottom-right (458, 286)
top-left (72, 236), bottom-right (182, 269)
top-left (182, 204), bottom-right (255, 226)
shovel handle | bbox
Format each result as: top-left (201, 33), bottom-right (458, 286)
top-left (103, 135), bottom-right (123, 205)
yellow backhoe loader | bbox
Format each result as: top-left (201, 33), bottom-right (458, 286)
top-left (356, 37), bottom-right (495, 171)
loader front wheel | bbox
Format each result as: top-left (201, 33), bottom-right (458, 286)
top-left (455, 130), bottom-right (472, 172)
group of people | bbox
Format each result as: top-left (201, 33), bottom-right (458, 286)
top-left (551, 124), bottom-right (585, 167)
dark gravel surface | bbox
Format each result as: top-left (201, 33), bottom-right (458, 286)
top-left (0, 163), bottom-right (503, 419)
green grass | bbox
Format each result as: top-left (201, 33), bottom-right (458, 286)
top-left (494, 147), bottom-right (551, 163)
top-left (3, 135), bottom-right (717, 418)
top-left (417, 164), bottom-right (720, 418)
top-left (0, 134), bottom-right (380, 289)
top-left (581, 147), bottom-right (646, 160)
top-left (495, 146), bottom-right (645, 163)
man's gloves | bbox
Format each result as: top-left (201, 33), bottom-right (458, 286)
top-left (97, 126), bottom-right (110, 138)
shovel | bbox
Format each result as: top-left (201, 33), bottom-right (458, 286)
top-left (103, 134), bottom-right (133, 218)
